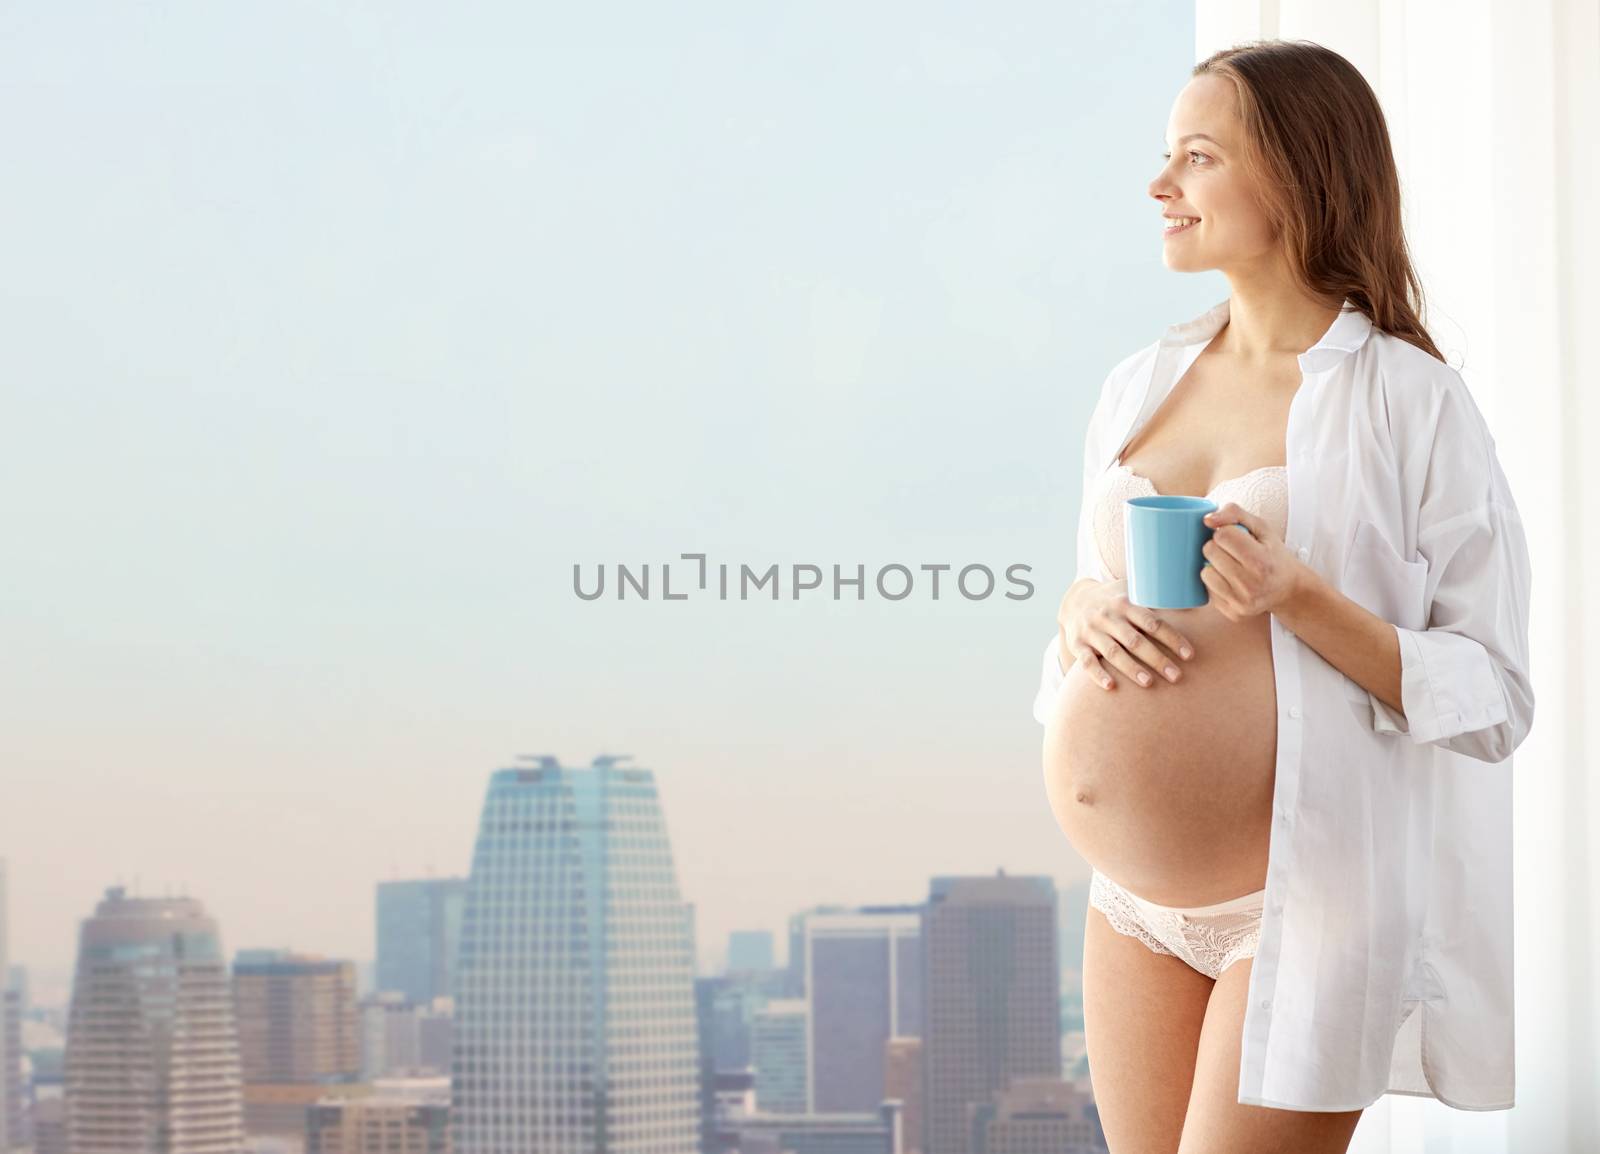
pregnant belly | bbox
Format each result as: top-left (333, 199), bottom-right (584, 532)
top-left (1041, 606), bottom-right (1280, 907)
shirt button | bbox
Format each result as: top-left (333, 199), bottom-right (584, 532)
top-left (1287, 706), bottom-right (1301, 719)
top-left (1259, 999), bottom-right (1273, 1010)
top-left (1297, 546), bottom-right (1309, 561)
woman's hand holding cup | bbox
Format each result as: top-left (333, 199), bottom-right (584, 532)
top-left (1057, 578), bottom-right (1196, 691)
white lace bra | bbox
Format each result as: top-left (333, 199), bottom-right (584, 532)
top-left (1093, 457), bottom-right (1289, 580)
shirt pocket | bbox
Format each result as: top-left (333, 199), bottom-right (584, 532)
top-left (1338, 517), bottom-right (1430, 702)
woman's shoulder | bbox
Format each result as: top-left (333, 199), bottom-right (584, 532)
top-left (1365, 327), bottom-right (1466, 399)
top-left (1364, 328), bottom-right (1499, 459)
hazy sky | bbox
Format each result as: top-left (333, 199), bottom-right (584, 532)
top-left (1, 1), bottom-right (1217, 1001)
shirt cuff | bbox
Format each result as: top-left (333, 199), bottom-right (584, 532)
top-left (1370, 624), bottom-right (1510, 745)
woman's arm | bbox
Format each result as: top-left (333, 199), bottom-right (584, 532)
top-left (1275, 572), bottom-right (1404, 713)
top-left (1281, 374), bottom-right (1534, 764)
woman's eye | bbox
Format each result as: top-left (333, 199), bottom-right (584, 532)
top-left (1160, 150), bottom-right (1209, 165)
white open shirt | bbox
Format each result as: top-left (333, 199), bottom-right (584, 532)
top-left (1033, 297), bottom-right (1535, 1111)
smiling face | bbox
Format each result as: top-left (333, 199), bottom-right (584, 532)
top-left (1149, 75), bottom-right (1278, 274)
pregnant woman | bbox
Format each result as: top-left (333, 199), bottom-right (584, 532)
top-left (1035, 42), bottom-right (1535, 1154)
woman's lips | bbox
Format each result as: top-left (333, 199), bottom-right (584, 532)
top-left (1163, 217), bottom-right (1200, 236)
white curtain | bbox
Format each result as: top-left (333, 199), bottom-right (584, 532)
top-left (1191, 2), bottom-right (1599, 1151)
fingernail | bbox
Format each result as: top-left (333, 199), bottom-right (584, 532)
top-left (1137, 672), bottom-right (1151, 685)
top-left (1165, 665), bottom-right (1178, 681)
top-left (1180, 646), bottom-right (1192, 659)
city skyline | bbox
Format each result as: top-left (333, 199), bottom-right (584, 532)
top-left (1, 4), bottom-right (1204, 997)
top-left (16, 791), bottom-right (1095, 1150)
top-left (3, 751), bottom-right (1104, 1008)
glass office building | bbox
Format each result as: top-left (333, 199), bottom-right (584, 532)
top-left (451, 754), bottom-right (699, 1152)
top-left (375, 878), bottom-right (466, 1006)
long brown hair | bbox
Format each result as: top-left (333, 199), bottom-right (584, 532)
top-left (1193, 40), bottom-right (1446, 364)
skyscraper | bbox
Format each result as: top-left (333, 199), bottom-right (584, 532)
top-left (921, 872), bottom-right (1060, 1154)
top-left (802, 907), bottom-right (923, 1112)
top-left (374, 879), bottom-right (465, 1006)
top-left (0, 859), bottom-right (9, 1153)
top-left (232, 950), bottom-right (360, 1085)
top-left (748, 999), bottom-right (806, 1113)
top-left (416, 998), bottom-right (454, 1075)
top-left (451, 754), bottom-right (699, 1151)
top-left (4, 985), bottom-right (22, 1150)
top-left (231, 950), bottom-right (360, 1141)
top-left (64, 886), bottom-right (245, 1154)
top-left (359, 991), bottom-right (423, 1080)
top-left (725, 931), bottom-right (773, 974)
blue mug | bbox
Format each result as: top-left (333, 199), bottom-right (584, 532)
top-left (1123, 495), bottom-right (1228, 609)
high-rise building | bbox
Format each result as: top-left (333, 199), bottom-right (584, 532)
top-left (4, 967), bottom-right (24, 1014)
top-left (0, 858), bottom-right (9, 1154)
top-left (232, 951), bottom-right (360, 1085)
top-left (698, 966), bottom-right (789, 1086)
top-left (31, 1096), bottom-right (64, 1154)
top-left (726, 931), bottom-right (774, 974)
top-left (415, 998), bottom-right (453, 1075)
top-left (63, 886), bottom-right (245, 1153)
top-left (374, 881), bottom-right (465, 1007)
top-left (884, 1036), bottom-right (923, 1154)
top-left (451, 754), bottom-right (699, 1150)
top-left (231, 950), bottom-right (359, 1143)
top-left (802, 907), bottom-right (922, 1113)
top-left (785, 904), bottom-right (851, 998)
top-left (921, 872), bottom-right (1060, 1154)
top-left (748, 999), bottom-right (806, 1113)
top-left (4, 986), bottom-right (22, 1149)
top-left (359, 992), bottom-right (422, 1080)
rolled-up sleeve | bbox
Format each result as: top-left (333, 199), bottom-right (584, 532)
top-left (1032, 358), bottom-right (1129, 726)
top-left (1369, 377), bottom-right (1535, 763)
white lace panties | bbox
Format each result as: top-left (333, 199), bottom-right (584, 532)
top-left (1089, 868), bottom-right (1264, 980)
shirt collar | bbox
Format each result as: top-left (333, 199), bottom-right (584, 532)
top-left (1159, 296), bottom-right (1373, 374)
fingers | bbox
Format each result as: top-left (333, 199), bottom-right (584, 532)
top-left (1110, 619), bottom-right (1182, 684)
top-left (1203, 535), bottom-right (1249, 582)
top-left (1085, 622), bottom-right (1173, 687)
top-left (1123, 607), bottom-right (1194, 663)
top-left (1077, 650), bottom-right (1115, 691)
top-left (1060, 583), bottom-right (1196, 693)
top-left (1199, 563), bottom-right (1236, 614)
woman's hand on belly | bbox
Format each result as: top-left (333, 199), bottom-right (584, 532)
top-left (1059, 577), bottom-right (1196, 690)
top-left (1041, 608), bottom-right (1280, 897)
